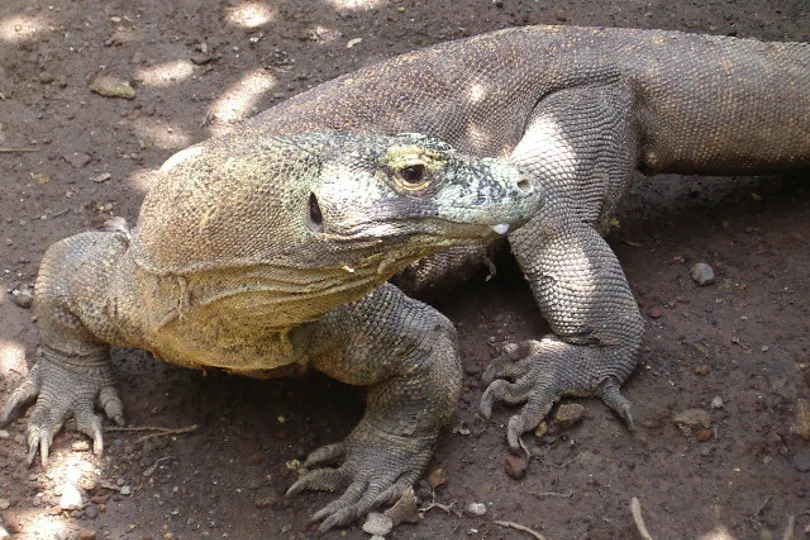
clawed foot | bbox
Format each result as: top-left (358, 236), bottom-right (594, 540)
top-left (286, 421), bottom-right (433, 534)
top-left (479, 338), bottom-right (636, 451)
top-left (1, 358), bottom-right (125, 467)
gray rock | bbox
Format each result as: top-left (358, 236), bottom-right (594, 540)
top-left (59, 483), bottom-right (83, 510)
top-left (791, 447), bottom-right (810, 472)
top-left (673, 408), bottom-right (711, 436)
top-left (465, 502), bottom-right (487, 516)
top-left (553, 403), bottom-right (586, 428)
top-left (690, 262), bottom-right (715, 286)
top-left (9, 285), bottom-right (34, 309)
top-left (362, 512), bottom-right (393, 536)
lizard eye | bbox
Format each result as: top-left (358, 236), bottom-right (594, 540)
top-left (395, 164), bottom-right (430, 190)
top-left (400, 164), bottom-right (426, 184)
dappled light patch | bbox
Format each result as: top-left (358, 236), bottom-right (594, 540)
top-left (135, 59), bottom-right (196, 88)
top-left (12, 510), bottom-right (69, 538)
top-left (0, 14), bottom-right (48, 43)
top-left (207, 69), bottom-right (276, 133)
top-left (132, 118), bottom-right (192, 150)
top-left (325, 0), bottom-right (387, 11)
top-left (224, 2), bottom-right (275, 28)
top-left (697, 524), bottom-right (736, 540)
top-left (0, 340), bottom-right (27, 378)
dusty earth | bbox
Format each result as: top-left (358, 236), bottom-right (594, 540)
top-left (1, 0), bottom-right (809, 539)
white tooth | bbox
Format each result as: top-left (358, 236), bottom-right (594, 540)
top-left (491, 223), bottom-right (510, 235)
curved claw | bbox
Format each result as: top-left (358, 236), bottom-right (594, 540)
top-left (480, 337), bottom-right (638, 450)
top-left (599, 378), bottom-right (635, 430)
top-left (286, 423), bottom-right (434, 534)
top-left (286, 467), bottom-right (349, 497)
top-left (1, 363), bottom-right (42, 427)
top-left (3, 358), bottom-right (123, 468)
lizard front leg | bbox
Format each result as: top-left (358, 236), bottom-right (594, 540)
top-left (481, 212), bottom-right (643, 448)
top-left (1, 232), bottom-right (127, 466)
top-left (286, 283), bottom-right (461, 533)
top-left (480, 84), bottom-right (644, 448)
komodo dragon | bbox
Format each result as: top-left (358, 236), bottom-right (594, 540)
top-left (1, 131), bottom-right (541, 532)
top-left (3, 24), bottom-right (810, 532)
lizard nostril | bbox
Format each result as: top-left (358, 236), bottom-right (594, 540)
top-left (517, 178), bottom-right (531, 192)
top-left (308, 192), bottom-right (324, 232)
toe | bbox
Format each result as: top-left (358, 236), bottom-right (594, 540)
top-left (98, 386), bottom-right (125, 426)
top-left (506, 393), bottom-right (556, 450)
top-left (75, 410), bottom-right (105, 456)
top-left (599, 378), bottom-right (635, 430)
top-left (310, 479), bottom-right (367, 523)
top-left (303, 441), bottom-right (345, 468)
top-left (286, 468), bottom-right (348, 497)
top-left (1, 364), bottom-right (42, 427)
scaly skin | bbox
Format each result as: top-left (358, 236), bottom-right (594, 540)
top-left (247, 25), bottom-right (810, 448)
top-left (1, 131), bottom-right (542, 533)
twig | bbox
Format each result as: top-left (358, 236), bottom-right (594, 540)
top-left (631, 497), bottom-right (654, 540)
top-left (532, 490), bottom-right (573, 499)
top-left (781, 514), bottom-right (795, 540)
top-left (0, 147), bottom-right (39, 153)
top-left (755, 495), bottom-right (772, 516)
top-left (419, 501), bottom-right (461, 517)
top-left (107, 424), bottom-right (199, 444)
top-left (135, 424), bottom-right (198, 444)
top-left (143, 456), bottom-right (171, 477)
top-left (493, 520), bottom-right (547, 540)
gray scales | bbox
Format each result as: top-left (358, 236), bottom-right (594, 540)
top-left (3, 25), bottom-right (809, 533)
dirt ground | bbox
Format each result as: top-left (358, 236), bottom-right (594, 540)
top-left (1, 1), bottom-right (809, 539)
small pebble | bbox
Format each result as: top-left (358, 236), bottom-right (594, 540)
top-left (119, 485), bottom-right (132, 496)
top-left (77, 528), bottom-right (97, 540)
top-left (710, 396), bottom-right (724, 409)
top-left (9, 286), bottom-right (34, 309)
top-left (90, 74), bottom-right (136, 100)
top-left (362, 512), bottom-right (393, 536)
top-left (63, 152), bottom-right (92, 168)
top-left (553, 403), bottom-right (586, 428)
top-left (465, 502), bottom-right (487, 516)
top-left (427, 468), bottom-right (447, 489)
top-left (697, 428), bottom-right (713, 442)
top-left (384, 487), bottom-right (420, 526)
top-left (504, 455), bottom-right (527, 480)
top-left (673, 408), bottom-right (711, 436)
top-left (84, 504), bottom-right (99, 519)
top-left (791, 447), bottom-right (810, 472)
top-left (59, 483), bottom-right (83, 510)
top-left (690, 262), bottom-right (715, 286)
top-left (534, 421), bottom-right (548, 438)
top-left (0, 498), bottom-right (9, 510)
top-left (0, 430), bottom-right (9, 439)
top-left (72, 440), bottom-right (90, 452)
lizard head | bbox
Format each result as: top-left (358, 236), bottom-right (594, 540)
top-left (133, 131), bottom-right (542, 325)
